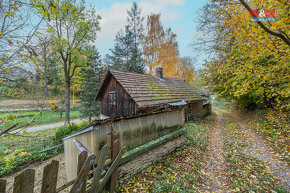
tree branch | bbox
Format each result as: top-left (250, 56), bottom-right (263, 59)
top-left (239, 0), bottom-right (290, 46)
top-left (0, 123), bottom-right (19, 137)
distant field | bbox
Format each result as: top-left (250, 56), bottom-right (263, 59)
top-left (0, 99), bottom-right (79, 110)
top-left (0, 110), bottom-right (82, 127)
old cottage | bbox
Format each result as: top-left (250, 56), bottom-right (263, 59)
top-left (96, 68), bottom-right (210, 121)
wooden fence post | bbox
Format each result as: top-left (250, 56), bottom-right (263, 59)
top-left (69, 154), bottom-right (96, 193)
top-left (13, 169), bottom-right (35, 193)
top-left (0, 179), bottom-right (6, 193)
top-left (96, 147), bottom-right (126, 192)
top-left (89, 145), bottom-right (109, 193)
top-left (77, 151), bottom-right (88, 193)
top-left (110, 140), bottom-right (120, 193)
top-left (41, 160), bottom-right (59, 193)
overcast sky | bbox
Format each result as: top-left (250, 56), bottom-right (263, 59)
top-left (86, 0), bottom-right (208, 68)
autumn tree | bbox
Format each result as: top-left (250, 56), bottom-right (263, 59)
top-left (195, 0), bottom-right (289, 110)
top-left (180, 57), bottom-right (195, 84)
top-left (142, 14), bottom-right (182, 78)
top-left (32, 0), bottom-right (101, 123)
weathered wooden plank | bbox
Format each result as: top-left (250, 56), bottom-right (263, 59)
top-left (77, 151), bottom-right (88, 174)
top-left (110, 140), bottom-right (120, 193)
top-left (13, 169), bottom-right (35, 193)
top-left (0, 179), bottom-right (6, 193)
top-left (69, 154), bottom-right (96, 193)
top-left (96, 147), bottom-right (126, 192)
top-left (41, 160), bottom-right (59, 193)
top-left (89, 145), bottom-right (109, 193)
top-left (77, 151), bottom-right (88, 193)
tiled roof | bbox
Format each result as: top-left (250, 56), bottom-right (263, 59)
top-left (98, 70), bottom-right (206, 108)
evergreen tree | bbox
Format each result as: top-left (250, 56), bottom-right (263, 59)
top-left (106, 26), bottom-right (144, 73)
top-left (127, 2), bottom-right (144, 71)
top-left (79, 46), bottom-right (104, 122)
top-left (106, 2), bottom-right (145, 74)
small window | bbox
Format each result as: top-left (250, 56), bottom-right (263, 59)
top-left (109, 91), bottom-right (116, 105)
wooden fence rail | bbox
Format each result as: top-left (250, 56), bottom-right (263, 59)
top-left (0, 141), bottom-right (126, 193)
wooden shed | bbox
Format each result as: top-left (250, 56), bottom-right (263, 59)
top-left (96, 68), bottom-right (208, 120)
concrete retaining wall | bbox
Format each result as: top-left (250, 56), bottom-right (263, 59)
top-left (63, 110), bottom-right (183, 180)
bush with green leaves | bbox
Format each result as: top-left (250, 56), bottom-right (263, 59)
top-left (51, 121), bottom-right (88, 145)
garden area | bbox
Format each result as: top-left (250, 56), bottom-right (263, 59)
top-left (0, 121), bottom-right (88, 177)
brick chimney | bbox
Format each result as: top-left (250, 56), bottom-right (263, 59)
top-left (155, 68), bottom-right (163, 80)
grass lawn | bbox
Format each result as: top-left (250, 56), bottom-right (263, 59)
top-left (0, 110), bottom-right (82, 128)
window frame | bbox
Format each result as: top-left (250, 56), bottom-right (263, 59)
top-left (109, 91), bottom-right (116, 106)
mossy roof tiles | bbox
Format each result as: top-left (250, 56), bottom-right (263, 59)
top-left (97, 70), bottom-right (206, 108)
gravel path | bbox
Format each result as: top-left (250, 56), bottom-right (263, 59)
top-left (10, 118), bottom-right (84, 133)
top-left (199, 112), bottom-right (230, 192)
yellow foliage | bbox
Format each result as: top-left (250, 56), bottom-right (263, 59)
top-left (203, 0), bottom-right (289, 109)
top-left (142, 14), bottom-right (183, 79)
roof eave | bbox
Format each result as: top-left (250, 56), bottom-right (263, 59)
top-left (95, 71), bottom-right (112, 101)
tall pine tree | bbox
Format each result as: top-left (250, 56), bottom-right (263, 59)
top-left (127, 2), bottom-right (144, 71)
top-left (106, 2), bottom-right (145, 74)
top-left (79, 46), bottom-right (104, 122)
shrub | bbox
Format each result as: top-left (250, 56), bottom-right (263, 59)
top-left (51, 121), bottom-right (88, 145)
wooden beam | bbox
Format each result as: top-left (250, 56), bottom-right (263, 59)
top-left (89, 145), bottom-right (109, 193)
top-left (110, 140), bottom-right (120, 193)
top-left (69, 154), bottom-right (96, 193)
top-left (77, 151), bottom-right (88, 193)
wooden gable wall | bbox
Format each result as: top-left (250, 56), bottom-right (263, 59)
top-left (99, 74), bottom-right (136, 118)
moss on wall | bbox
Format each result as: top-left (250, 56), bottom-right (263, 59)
top-left (121, 122), bottom-right (183, 151)
top-left (123, 130), bottom-right (132, 141)
top-left (98, 140), bottom-right (106, 150)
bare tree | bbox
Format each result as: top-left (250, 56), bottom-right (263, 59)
top-left (0, 0), bottom-right (43, 71)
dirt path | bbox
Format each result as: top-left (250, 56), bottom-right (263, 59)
top-left (199, 112), bottom-right (230, 192)
top-left (222, 110), bottom-right (290, 192)
top-left (199, 109), bottom-right (289, 192)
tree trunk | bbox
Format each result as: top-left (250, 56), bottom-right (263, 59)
top-left (44, 65), bottom-right (48, 97)
top-left (43, 42), bottom-right (48, 97)
top-left (65, 79), bottom-right (70, 124)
